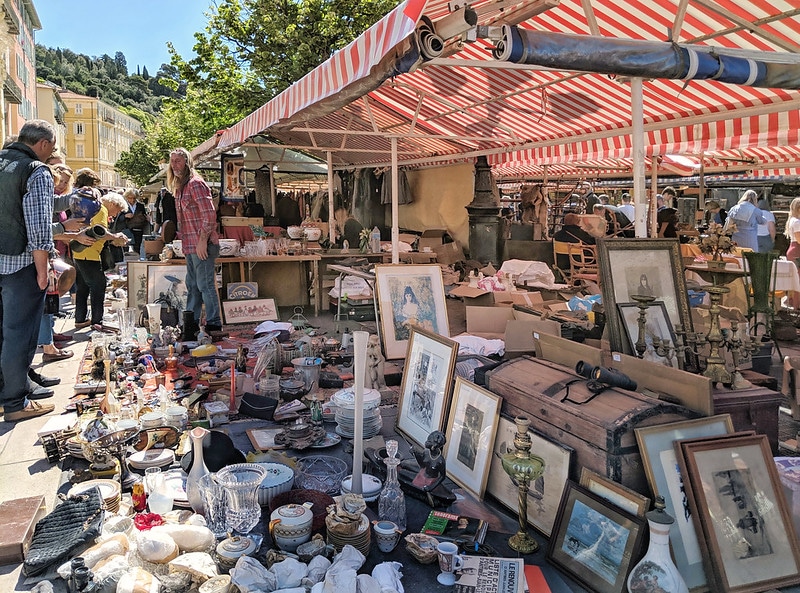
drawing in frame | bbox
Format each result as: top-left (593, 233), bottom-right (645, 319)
top-left (675, 433), bottom-right (800, 593)
top-left (598, 238), bottom-right (692, 356)
top-left (220, 152), bottom-right (246, 201)
top-left (634, 414), bottom-right (734, 592)
top-left (486, 414), bottom-right (573, 537)
top-left (396, 327), bottom-right (458, 448)
top-left (579, 468), bottom-right (650, 518)
top-left (223, 298), bottom-right (278, 324)
top-left (617, 301), bottom-right (679, 367)
top-left (548, 480), bottom-right (646, 593)
top-left (443, 377), bottom-right (501, 500)
top-left (127, 261), bottom-right (149, 316)
top-left (146, 264), bottom-right (189, 314)
top-left (374, 264), bottom-right (449, 359)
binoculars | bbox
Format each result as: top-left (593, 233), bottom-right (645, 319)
top-left (575, 361), bottom-right (637, 392)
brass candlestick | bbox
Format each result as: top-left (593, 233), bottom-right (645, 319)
top-left (501, 416), bottom-right (545, 554)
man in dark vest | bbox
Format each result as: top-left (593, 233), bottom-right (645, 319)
top-left (0, 120), bottom-right (57, 422)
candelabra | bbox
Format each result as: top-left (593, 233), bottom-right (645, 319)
top-left (501, 416), bottom-right (545, 554)
top-left (629, 294), bottom-right (682, 370)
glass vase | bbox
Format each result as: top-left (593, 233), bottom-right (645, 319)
top-left (216, 463), bottom-right (267, 536)
top-left (185, 426), bottom-right (210, 515)
top-left (378, 440), bottom-right (406, 532)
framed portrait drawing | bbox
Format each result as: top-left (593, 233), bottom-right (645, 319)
top-left (617, 301), bottom-right (678, 367)
top-left (579, 468), bottom-right (649, 518)
top-left (396, 327), bottom-right (458, 448)
top-left (487, 415), bottom-right (573, 537)
top-left (598, 238), bottom-right (692, 355)
top-left (675, 434), bottom-right (800, 593)
top-left (127, 261), bottom-right (149, 314)
top-left (634, 415), bottom-right (734, 591)
top-left (443, 378), bottom-right (501, 500)
top-left (374, 264), bottom-right (449, 359)
top-left (223, 298), bottom-right (278, 324)
top-left (146, 264), bottom-right (188, 314)
top-left (548, 481), bottom-right (646, 593)
top-left (220, 153), bottom-right (246, 201)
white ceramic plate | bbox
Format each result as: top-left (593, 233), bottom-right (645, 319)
top-left (162, 469), bottom-right (189, 505)
top-left (128, 448), bottom-right (175, 469)
top-left (68, 479), bottom-right (121, 501)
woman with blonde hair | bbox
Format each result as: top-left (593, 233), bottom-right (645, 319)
top-left (73, 192), bottom-right (130, 330)
top-left (785, 198), bottom-right (800, 264)
top-left (725, 189), bottom-right (764, 251)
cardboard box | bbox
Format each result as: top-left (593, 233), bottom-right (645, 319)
top-left (465, 306), bottom-right (515, 339)
top-left (449, 284), bottom-right (494, 306)
top-left (400, 252), bottom-right (438, 264)
top-left (221, 216), bottom-right (265, 227)
top-left (493, 291), bottom-right (543, 307)
top-left (418, 229), bottom-right (449, 252)
top-left (433, 242), bottom-right (464, 265)
top-left (0, 495), bottom-right (46, 565)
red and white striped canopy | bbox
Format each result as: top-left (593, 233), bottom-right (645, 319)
top-left (194, 0), bottom-right (800, 180)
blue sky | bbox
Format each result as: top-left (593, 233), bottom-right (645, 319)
top-left (34, 0), bottom-right (213, 74)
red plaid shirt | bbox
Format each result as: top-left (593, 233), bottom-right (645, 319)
top-left (175, 174), bottom-right (218, 254)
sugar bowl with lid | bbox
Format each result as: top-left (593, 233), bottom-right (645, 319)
top-left (269, 502), bottom-right (314, 552)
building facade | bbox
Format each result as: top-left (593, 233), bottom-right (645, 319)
top-left (0, 0), bottom-right (39, 141)
top-left (36, 80), bottom-right (66, 150)
top-left (59, 90), bottom-right (144, 187)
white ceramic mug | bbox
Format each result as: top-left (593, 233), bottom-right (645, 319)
top-left (373, 520), bottom-right (402, 553)
top-left (437, 541), bottom-right (464, 586)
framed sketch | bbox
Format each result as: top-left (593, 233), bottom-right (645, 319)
top-left (443, 377), bottom-right (501, 500)
top-left (617, 301), bottom-right (678, 367)
top-left (396, 327), bottom-right (458, 448)
top-left (634, 415), bottom-right (734, 591)
top-left (127, 261), bottom-right (149, 315)
top-left (598, 238), bottom-right (692, 355)
top-left (247, 427), bottom-right (285, 451)
top-left (548, 481), bottom-right (646, 593)
top-left (221, 153), bottom-right (246, 201)
top-left (487, 415), bottom-right (573, 537)
top-left (675, 434), bottom-right (800, 593)
top-left (374, 264), bottom-right (449, 359)
top-left (579, 468), bottom-right (650, 518)
top-left (147, 264), bottom-right (188, 313)
top-left (223, 298), bottom-right (278, 324)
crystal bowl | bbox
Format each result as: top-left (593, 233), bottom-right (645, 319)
top-left (294, 455), bottom-right (348, 496)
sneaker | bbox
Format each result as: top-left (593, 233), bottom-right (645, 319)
top-left (4, 400), bottom-right (54, 422)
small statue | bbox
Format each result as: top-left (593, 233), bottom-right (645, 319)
top-left (409, 430), bottom-right (447, 492)
top-left (365, 334), bottom-right (386, 390)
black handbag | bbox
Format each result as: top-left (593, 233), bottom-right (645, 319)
top-left (23, 488), bottom-right (104, 577)
top-left (238, 392), bottom-right (278, 420)
top-left (100, 242), bottom-right (116, 272)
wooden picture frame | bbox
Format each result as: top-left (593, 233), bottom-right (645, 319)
top-left (374, 264), bottom-right (449, 359)
top-left (127, 260), bottom-right (149, 315)
top-left (634, 415), bottom-right (734, 591)
top-left (579, 468), bottom-right (650, 518)
top-left (146, 264), bottom-right (188, 313)
top-left (548, 481), bottom-right (646, 593)
top-left (487, 414), bottom-right (573, 537)
top-left (617, 301), bottom-right (678, 367)
top-left (222, 298), bottom-right (278, 324)
top-left (675, 433), bottom-right (800, 593)
top-left (220, 152), bottom-right (246, 201)
top-left (598, 238), bottom-right (692, 355)
top-left (396, 327), bottom-right (458, 448)
top-left (443, 377), bottom-right (501, 500)
top-left (246, 427), bottom-right (286, 451)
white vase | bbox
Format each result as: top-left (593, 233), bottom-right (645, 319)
top-left (185, 426), bottom-right (210, 515)
top-left (627, 497), bottom-right (688, 593)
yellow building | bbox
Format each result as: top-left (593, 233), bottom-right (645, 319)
top-left (35, 81), bottom-right (67, 151)
top-left (0, 0), bottom-right (40, 140)
top-left (59, 90), bottom-right (144, 187)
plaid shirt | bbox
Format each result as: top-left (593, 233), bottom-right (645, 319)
top-left (175, 174), bottom-right (218, 254)
top-left (0, 166), bottom-right (54, 275)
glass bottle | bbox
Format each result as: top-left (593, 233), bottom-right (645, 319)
top-left (186, 426), bottom-right (210, 515)
top-left (378, 440), bottom-right (406, 531)
top-left (165, 344), bottom-right (179, 371)
top-left (627, 496), bottom-right (689, 593)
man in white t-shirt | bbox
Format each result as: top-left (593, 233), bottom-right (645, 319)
top-left (756, 198), bottom-right (776, 253)
top-left (618, 193), bottom-right (635, 222)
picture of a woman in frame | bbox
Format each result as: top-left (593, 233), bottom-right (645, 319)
top-left (389, 279), bottom-right (437, 341)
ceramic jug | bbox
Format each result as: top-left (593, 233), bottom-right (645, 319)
top-left (186, 426), bottom-right (210, 514)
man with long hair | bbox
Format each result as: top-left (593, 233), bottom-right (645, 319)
top-left (167, 148), bottom-right (222, 332)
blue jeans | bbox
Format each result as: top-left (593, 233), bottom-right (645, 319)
top-left (0, 264), bottom-right (45, 413)
top-left (185, 243), bottom-right (221, 327)
top-left (38, 313), bottom-right (53, 345)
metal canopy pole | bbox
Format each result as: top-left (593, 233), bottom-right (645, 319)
top-left (631, 77), bottom-right (647, 238)
top-left (391, 137), bottom-right (399, 264)
top-left (327, 151), bottom-right (335, 240)
top-left (269, 166), bottom-right (276, 217)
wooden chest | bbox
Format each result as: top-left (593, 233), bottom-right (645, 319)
top-left (486, 356), bottom-right (698, 494)
top-left (713, 384), bottom-right (781, 454)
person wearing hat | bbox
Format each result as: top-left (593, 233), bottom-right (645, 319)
top-left (168, 147), bottom-right (222, 332)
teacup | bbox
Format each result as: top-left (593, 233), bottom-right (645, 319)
top-left (373, 520), bottom-right (402, 553)
top-left (437, 541), bottom-right (464, 586)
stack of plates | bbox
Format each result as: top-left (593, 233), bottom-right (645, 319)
top-left (128, 448), bottom-right (175, 470)
top-left (68, 479), bottom-right (122, 513)
top-left (161, 469), bottom-right (190, 508)
top-left (326, 513), bottom-right (371, 556)
top-left (65, 436), bottom-right (88, 459)
top-left (332, 388), bottom-right (383, 439)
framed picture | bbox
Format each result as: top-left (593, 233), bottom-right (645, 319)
top-left (247, 428), bottom-right (286, 451)
top-left (579, 468), bottom-right (650, 518)
top-left (147, 264), bottom-right (188, 313)
top-left (374, 264), bottom-right (449, 359)
top-left (675, 434), bottom-right (800, 593)
top-left (548, 481), bottom-right (646, 593)
top-left (617, 301), bottom-right (678, 367)
top-left (634, 415), bottom-right (734, 591)
top-left (127, 261), bottom-right (149, 314)
top-left (443, 377), bottom-right (501, 500)
top-left (396, 327), bottom-right (458, 448)
top-left (221, 153), bottom-right (246, 201)
top-left (487, 415), bottom-right (573, 537)
top-left (223, 298), bottom-right (278, 324)
top-left (598, 238), bottom-right (693, 355)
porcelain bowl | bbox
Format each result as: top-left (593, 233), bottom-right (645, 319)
top-left (255, 462), bottom-right (295, 506)
top-left (218, 239), bottom-right (240, 256)
top-left (304, 227), bottom-right (322, 241)
top-left (287, 226), bottom-right (305, 239)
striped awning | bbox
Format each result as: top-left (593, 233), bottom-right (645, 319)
top-left (195, 0), bottom-right (800, 179)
